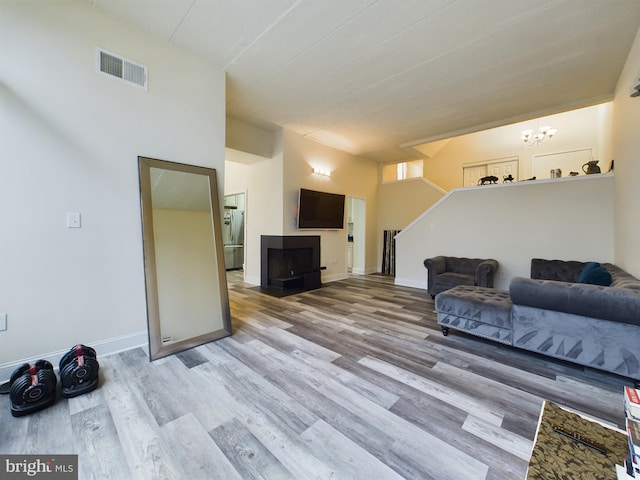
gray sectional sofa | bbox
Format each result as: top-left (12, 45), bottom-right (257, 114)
top-left (436, 258), bottom-right (640, 381)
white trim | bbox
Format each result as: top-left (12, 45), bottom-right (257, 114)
top-left (349, 267), bottom-right (378, 275)
top-left (0, 330), bottom-right (147, 383)
top-left (322, 273), bottom-right (349, 283)
top-left (381, 176), bottom-right (447, 194)
top-left (394, 277), bottom-right (427, 289)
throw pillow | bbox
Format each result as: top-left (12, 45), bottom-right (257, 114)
top-left (577, 263), bottom-right (612, 286)
top-left (577, 262), bottom-right (600, 283)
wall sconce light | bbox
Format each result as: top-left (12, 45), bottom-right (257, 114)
top-left (312, 167), bottom-right (331, 177)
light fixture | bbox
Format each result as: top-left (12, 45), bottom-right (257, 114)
top-left (521, 125), bottom-right (557, 146)
top-left (312, 167), bottom-right (331, 177)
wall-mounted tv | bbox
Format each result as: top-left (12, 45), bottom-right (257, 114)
top-left (297, 188), bottom-right (345, 229)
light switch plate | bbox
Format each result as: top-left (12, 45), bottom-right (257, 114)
top-left (0, 313), bottom-right (7, 331)
top-left (67, 212), bottom-right (81, 228)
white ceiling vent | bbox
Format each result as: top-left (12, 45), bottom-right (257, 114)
top-left (97, 49), bottom-right (147, 90)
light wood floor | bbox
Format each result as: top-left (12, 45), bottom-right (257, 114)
top-left (0, 272), bottom-right (630, 479)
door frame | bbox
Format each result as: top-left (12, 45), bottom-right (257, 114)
top-left (346, 196), bottom-right (366, 275)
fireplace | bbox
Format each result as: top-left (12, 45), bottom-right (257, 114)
top-left (260, 235), bottom-right (321, 296)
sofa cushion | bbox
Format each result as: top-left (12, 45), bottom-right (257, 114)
top-left (436, 285), bottom-right (513, 329)
top-left (436, 272), bottom-right (475, 287)
top-left (445, 257), bottom-right (481, 276)
top-left (436, 286), bottom-right (513, 345)
top-left (531, 258), bottom-right (586, 282)
top-left (510, 276), bottom-right (640, 326)
top-left (577, 263), bottom-right (612, 286)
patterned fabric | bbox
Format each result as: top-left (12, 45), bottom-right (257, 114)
top-left (527, 401), bottom-right (627, 480)
top-left (513, 305), bottom-right (640, 379)
top-left (436, 286), bottom-right (513, 345)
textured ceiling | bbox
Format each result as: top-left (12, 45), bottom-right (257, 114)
top-left (88, 0), bottom-right (640, 162)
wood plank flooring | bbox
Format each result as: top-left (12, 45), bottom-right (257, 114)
top-left (0, 272), bottom-right (631, 479)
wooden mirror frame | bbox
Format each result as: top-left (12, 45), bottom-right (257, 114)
top-left (138, 156), bottom-right (232, 360)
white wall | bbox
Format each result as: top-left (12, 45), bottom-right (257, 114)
top-left (226, 117), bottom-right (275, 159)
top-left (613, 26), bottom-right (640, 278)
top-left (0, 1), bottom-right (226, 374)
top-left (395, 175), bottom-right (615, 290)
top-left (224, 131), bottom-right (285, 285)
top-left (377, 178), bottom-right (445, 272)
top-left (422, 103), bottom-right (613, 191)
top-left (226, 130), bottom-right (379, 283)
top-left (282, 131), bottom-right (379, 280)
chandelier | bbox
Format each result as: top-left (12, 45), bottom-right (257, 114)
top-left (521, 125), bottom-right (557, 146)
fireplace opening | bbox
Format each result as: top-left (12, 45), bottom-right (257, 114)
top-left (268, 247), bottom-right (314, 289)
top-left (260, 235), bottom-right (321, 296)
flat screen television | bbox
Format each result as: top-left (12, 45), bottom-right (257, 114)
top-left (297, 188), bottom-right (345, 229)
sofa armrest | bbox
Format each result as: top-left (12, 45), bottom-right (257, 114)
top-left (424, 256), bottom-right (446, 293)
top-left (475, 260), bottom-right (498, 288)
top-left (509, 276), bottom-right (640, 326)
top-left (424, 256), bottom-right (446, 274)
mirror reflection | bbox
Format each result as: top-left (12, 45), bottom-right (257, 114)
top-left (139, 157), bottom-right (231, 360)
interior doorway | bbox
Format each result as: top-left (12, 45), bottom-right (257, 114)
top-left (347, 196), bottom-right (366, 274)
top-left (223, 192), bottom-right (245, 271)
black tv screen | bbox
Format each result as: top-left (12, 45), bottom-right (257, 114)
top-left (298, 188), bottom-right (345, 229)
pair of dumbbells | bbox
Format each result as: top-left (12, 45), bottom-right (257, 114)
top-left (7, 344), bottom-right (99, 417)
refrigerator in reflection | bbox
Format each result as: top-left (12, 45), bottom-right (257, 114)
top-left (223, 206), bottom-right (244, 270)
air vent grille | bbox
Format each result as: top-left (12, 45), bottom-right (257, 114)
top-left (124, 61), bottom-right (146, 87)
top-left (97, 49), bottom-right (147, 90)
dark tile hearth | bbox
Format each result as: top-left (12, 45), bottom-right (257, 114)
top-left (249, 284), bottom-right (322, 298)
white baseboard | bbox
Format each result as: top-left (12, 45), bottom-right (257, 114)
top-left (322, 273), bottom-right (349, 283)
top-left (0, 330), bottom-right (148, 383)
top-left (350, 267), bottom-right (379, 275)
top-left (243, 274), bottom-right (260, 286)
top-left (394, 277), bottom-right (427, 290)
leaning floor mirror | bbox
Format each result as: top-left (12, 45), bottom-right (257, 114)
top-left (138, 157), bottom-right (232, 361)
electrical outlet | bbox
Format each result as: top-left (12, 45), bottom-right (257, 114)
top-left (0, 313), bottom-right (7, 331)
